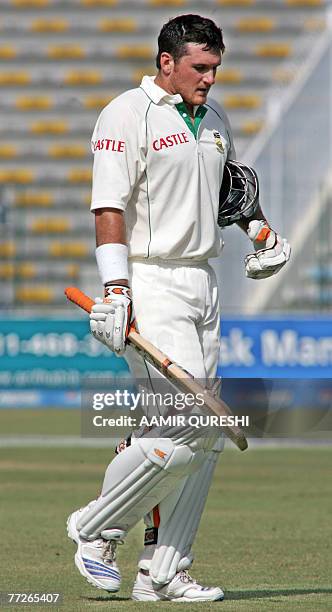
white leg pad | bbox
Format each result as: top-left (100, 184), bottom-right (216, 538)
top-left (139, 449), bottom-right (220, 585)
top-left (77, 437), bottom-right (206, 541)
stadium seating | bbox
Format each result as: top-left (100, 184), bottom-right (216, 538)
top-left (0, 262), bottom-right (80, 280)
top-left (0, 0), bottom-right (328, 311)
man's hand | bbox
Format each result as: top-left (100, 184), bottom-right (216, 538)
top-left (90, 284), bottom-right (134, 355)
top-left (245, 220), bottom-right (291, 279)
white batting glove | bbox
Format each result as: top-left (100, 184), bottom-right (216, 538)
top-left (245, 220), bottom-right (291, 280)
top-left (89, 285), bottom-right (134, 356)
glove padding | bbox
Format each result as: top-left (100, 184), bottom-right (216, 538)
top-left (90, 285), bottom-right (134, 356)
top-left (245, 220), bottom-right (291, 280)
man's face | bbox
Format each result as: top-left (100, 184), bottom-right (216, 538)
top-left (170, 43), bottom-right (221, 107)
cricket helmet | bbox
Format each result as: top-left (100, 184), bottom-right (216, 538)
top-left (218, 160), bottom-right (259, 228)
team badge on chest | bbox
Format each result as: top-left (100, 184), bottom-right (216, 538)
top-left (213, 130), bottom-right (225, 153)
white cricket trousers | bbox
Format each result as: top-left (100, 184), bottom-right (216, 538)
top-left (127, 259), bottom-right (221, 379)
top-left (125, 259), bottom-right (224, 584)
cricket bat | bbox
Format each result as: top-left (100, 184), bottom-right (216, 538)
top-left (65, 287), bottom-right (248, 451)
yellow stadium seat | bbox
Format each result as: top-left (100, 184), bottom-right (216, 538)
top-left (0, 46), bottom-right (17, 59)
top-left (0, 242), bottom-right (16, 257)
top-left (149, 0), bottom-right (186, 5)
top-left (31, 120), bottom-right (68, 134)
top-left (48, 45), bottom-right (85, 59)
top-left (286, 0), bottom-right (321, 5)
top-left (16, 287), bottom-right (53, 303)
top-left (49, 242), bottom-right (88, 257)
top-left (0, 72), bottom-right (30, 85)
top-left (117, 45), bottom-right (153, 59)
top-left (16, 96), bottom-right (52, 110)
top-left (84, 193), bottom-right (92, 205)
top-left (82, 0), bottom-right (117, 5)
top-left (241, 120), bottom-right (264, 135)
top-left (224, 94), bottom-right (262, 109)
top-left (305, 18), bottom-right (325, 31)
top-left (216, 69), bottom-right (243, 84)
top-left (132, 67), bottom-right (155, 83)
top-left (218, 0), bottom-right (254, 5)
top-left (0, 264), bottom-right (14, 279)
top-left (49, 145), bottom-right (87, 158)
top-left (236, 17), bottom-right (275, 32)
top-left (31, 18), bottom-right (69, 32)
top-left (31, 219), bottom-right (70, 233)
top-left (0, 170), bottom-right (34, 183)
top-left (13, 0), bottom-right (49, 6)
top-left (15, 192), bottom-right (53, 207)
top-left (17, 263), bottom-right (36, 279)
top-left (84, 95), bottom-right (113, 109)
top-left (256, 43), bottom-right (292, 58)
top-left (65, 71), bottom-right (101, 85)
top-left (99, 18), bottom-right (137, 32)
top-left (273, 68), bottom-right (294, 83)
top-left (0, 145), bottom-right (17, 159)
top-left (66, 264), bottom-right (80, 278)
top-left (68, 169), bottom-right (92, 183)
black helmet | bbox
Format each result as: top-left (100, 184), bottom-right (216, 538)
top-left (218, 160), bottom-right (259, 228)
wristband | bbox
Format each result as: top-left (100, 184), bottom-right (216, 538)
top-left (95, 243), bottom-right (129, 285)
top-left (247, 220), bottom-right (271, 243)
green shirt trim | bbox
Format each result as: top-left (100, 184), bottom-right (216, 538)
top-left (175, 102), bottom-right (207, 139)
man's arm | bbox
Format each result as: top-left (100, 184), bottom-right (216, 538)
top-left (235, 202), bottom-right (267, 234)
top-left (236, 204), bottom-right (291, 280)
top-left (90, 207), bottom-right (134, 355)
top-left (95, 208), bottom-right (126, 247)
top-left (218, 158), bottom-right (290, 279)
top-left (88, 95), bottom-right (143, 354)
top-left (95, 208), bottom-right (128, 286)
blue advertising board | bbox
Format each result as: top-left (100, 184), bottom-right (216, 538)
top-left (0, 317), bottom-right (331, 407)
top-left (0, 319), bottom-right (129, 406)
top-left (219, 317), bottom-right (332, 378)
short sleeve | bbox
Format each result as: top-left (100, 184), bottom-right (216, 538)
top-left (223, 112), bottom-right (236, 160)
top-left (215, 103), bottom-right (236, 160)
top-left (90, 99), bottom-right (145, 212)
top-left (207, 98), bottom-right (236, 160)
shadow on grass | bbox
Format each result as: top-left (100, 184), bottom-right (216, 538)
top-left (77, 588), bottom-right (332, 605)
top-left (225, 587), bottom-right (332, 601)
top-left (83, 595), bottom-right (130, 602)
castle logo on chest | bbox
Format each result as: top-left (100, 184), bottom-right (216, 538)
top-left (152, 132), bottom-right (189, 151)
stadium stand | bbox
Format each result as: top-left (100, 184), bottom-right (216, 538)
top-left (278, 184), bottom-right (332, 310)
top-left (0, 0), bottom-right (329, 312)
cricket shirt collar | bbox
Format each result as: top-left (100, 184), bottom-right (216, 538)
top-left (140, 75), bottom-right (183, 106)
top-left (175, 101), bottom-right (207, 139)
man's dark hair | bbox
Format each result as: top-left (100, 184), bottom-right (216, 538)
top-left (156, 14), bottom-right (225, 69)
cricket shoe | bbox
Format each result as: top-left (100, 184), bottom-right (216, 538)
top-left (67, 507), bottom-right (124, 592)
top-left (132, 569), bottom-right (224, 602)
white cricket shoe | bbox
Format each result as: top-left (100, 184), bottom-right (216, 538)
top-left (67, 508), bottom-right (123, 592)
top-left (132, 569), bottom-right (224, 602)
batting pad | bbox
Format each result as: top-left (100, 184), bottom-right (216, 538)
top-left (77, 437), bottom-right (207, 541)
top-left (139, 449), bottom-right (220, 584)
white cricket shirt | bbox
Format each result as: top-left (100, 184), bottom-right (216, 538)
top-left (91, 76), bottom-right (236, 261)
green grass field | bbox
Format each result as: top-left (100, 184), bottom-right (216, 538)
top-left (0, 411), bottom-right (331, 611)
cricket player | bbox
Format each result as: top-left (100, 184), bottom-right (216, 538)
top-left (67, 14), bottom-right (290, 602)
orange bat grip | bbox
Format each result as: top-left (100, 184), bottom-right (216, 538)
top-left (64, 287), bottom-right (94, 314)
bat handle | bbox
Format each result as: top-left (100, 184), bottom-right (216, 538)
top-left (64, 287), bottom-right (94, 314)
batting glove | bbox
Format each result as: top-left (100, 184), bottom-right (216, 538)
top-left (245, 220), bottom-right (291, 280)
top-left (90, 284), bottom-right (134, 356)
